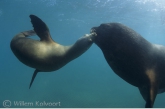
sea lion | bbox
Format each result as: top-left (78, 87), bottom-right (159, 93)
top-left (10, 15), bottom-right (96, 89)
top-left (91, 23), bottom-right (165, 108)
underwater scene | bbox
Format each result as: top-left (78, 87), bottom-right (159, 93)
top-left (1, 0), bottom-right (165, 108)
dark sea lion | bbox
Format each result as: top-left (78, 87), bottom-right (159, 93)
top-left (10, 15), bottom-right (96, 89)
top-left (91, 23), bottom-right (165, 108)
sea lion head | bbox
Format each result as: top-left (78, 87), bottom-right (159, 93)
top-left (91, 23), bottom-right (114, 48)
top-left (91, 23), bottom-right (133, 49)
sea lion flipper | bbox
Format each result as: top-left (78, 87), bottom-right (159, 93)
top-left (29, 15), bottom-right (51, 41)
top-left (29, 69), bottom-right (39, 89)
top-left (139, 70), bottom-right (158, 108)
top-left (145, 85), bottom-right (157, 108)
top-left (22, 30), bottom-right (36, 37)
top-left (139, 86), bottom-right (157, 108)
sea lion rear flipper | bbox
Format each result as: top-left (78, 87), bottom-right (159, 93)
top-left (29, 15), bottom-right (52, 41)
top-left (29, 69), bottom-right (39, 89)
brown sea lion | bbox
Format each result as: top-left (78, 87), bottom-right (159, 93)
top-left (10, 15), bottom-right (96, 89)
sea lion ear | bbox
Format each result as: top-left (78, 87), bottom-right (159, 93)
top-left (29, 15), bottom-right (51, 41)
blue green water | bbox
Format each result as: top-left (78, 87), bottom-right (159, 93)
top-left (1, 0), bottom-right (165, 108)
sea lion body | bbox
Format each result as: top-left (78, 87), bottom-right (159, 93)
top-left (11, 32), bottom-right (94, 72)
top-left (91, 23), bottom-right (165, 107)
top-left (10, 15), bottom-right (96, 88)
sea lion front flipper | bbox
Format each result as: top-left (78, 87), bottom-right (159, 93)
top-left (139, 85), bottom-right (157, 108)
top-left (29, 69), bottom-right (39, 89)
top-left (22, 30), bottom-right (36, 37)
top-left (29, 15), bottom-right (52, 41)
top-left (139, 69), bottom-right (158, 108)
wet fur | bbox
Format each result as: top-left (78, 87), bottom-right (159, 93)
top-left (91, 23), bottom-right (165, 108)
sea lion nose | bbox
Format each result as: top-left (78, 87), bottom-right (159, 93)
top-left (90, 28), bottom-right (96, 33)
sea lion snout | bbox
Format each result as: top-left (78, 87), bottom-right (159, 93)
top-left (78, 33), bottom-right (97, 43)
top-left (90, 28), bottom-right (96, 33)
